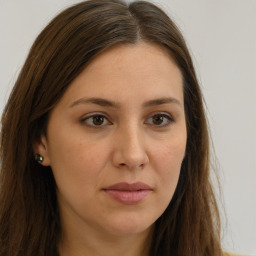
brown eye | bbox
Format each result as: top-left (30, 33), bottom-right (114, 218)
top-left (92, 115), bottom-right (105, 126)
top-left (82, 114), bottom-right (111, 127)
top-left (145, 113), bottom-right (173, 127)
top-left (152, 115), bottom-right (164, 125)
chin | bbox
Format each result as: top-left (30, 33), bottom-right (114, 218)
top-left (103, 213), bottom-right (155, 237)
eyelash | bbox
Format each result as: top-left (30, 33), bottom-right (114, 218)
top-left (145, 113), bottom-right (174, 127)
top-left (80, 112), bottom-right (174, 128)
top-left (80, 113), bottom-right (112, 128)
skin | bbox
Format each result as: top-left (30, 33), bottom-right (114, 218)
top-left (36, 42), bottom-right (187, 256)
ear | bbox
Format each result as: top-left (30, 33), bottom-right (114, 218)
top-left (33, 135), bottom-right (51, 166)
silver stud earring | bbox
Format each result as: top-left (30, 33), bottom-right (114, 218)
top-left (35, 154), bottom-right (44, 163)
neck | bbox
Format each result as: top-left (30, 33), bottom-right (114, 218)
top-left (58, 223), bottom-right (154, 256)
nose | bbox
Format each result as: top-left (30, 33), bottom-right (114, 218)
top-left (112, 125), bottom-right (149, 170)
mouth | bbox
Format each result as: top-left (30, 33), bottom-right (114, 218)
top-left (103, 182), bottom-right (153, 205)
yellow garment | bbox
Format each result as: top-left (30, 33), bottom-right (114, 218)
top-left (226, 253), bottom-right (245, 256)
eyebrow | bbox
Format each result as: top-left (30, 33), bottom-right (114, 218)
top-left (70, 97), bottom-right (119, 108)
top-left (69, 97), bottom-right (182, 108)
top-left (142, 97), bottom-right (182, 108)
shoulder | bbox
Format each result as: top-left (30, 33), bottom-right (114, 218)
top-left (225, 253), bottom-right (250, 256)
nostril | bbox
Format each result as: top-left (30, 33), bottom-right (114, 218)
top-left (118, 162), bottom-right (145, 169)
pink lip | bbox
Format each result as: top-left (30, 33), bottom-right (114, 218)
top-left (103, 182), bottom-right (152, 205)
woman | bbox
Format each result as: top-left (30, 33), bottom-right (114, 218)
top-left (0, 0), bottom-right (226, 255)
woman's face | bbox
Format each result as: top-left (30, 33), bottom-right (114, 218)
top-left (37, 42), bottom-right (187, 238)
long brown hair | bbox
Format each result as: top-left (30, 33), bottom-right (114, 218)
top-left (0, 0), bottom-right (223, 255)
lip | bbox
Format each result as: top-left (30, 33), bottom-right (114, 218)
top-left (103, 182), bottom-right (152, 205)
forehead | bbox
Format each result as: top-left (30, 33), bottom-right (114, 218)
top-left (86, 42), bottom-right (181, 80)
top-left (58, 42), bottom-right (184, 107)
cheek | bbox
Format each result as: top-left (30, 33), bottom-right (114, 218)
top-left (156, 136), bottom-right (186, 170)
top-left (75, 140), bottom-right (113, 178)
top-left (47, 134), bottom-right (106, 196)
top-left (49, 138), bottom-right (111, 210)
top-left (153, 138), bottom-right (186, 197)
top-left (49, 130), bottom-right (109, 171)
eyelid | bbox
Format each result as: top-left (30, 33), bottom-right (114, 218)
top-left (80, 111), bottom-right (111, 120)
top-left (79, 111), bottom-right (174, 128)
top-left (145, 112), bottom-right (174, 127)
top-left (80, 112), bottom-right (112, 127)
